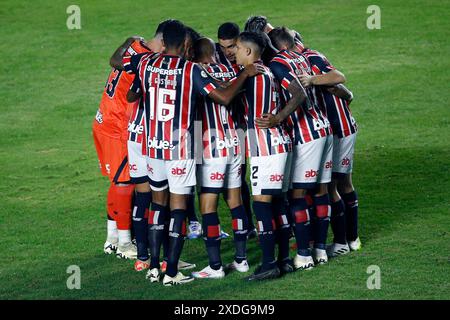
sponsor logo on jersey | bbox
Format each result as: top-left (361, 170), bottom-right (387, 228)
top-left (270, 135), bottom-right (292, 147)
top-left (129, 164), bottom-right (137, 171)
top-left (305, 169), bottom-right (318, 178)
top-left (128, 122), bottom-right (144, 135)
top-left (210, 172), bottom-right (225, 181)
top-left (147, 164), bottom-right (153, 174)
top-left (146, 65), bottom-right (182, 76)
top-left (325, 161), bottom-right (333, 169)
top-left (148, 137), bottom-right (175, 150)
top-left (95, 109), bottom-right (103, 124)
top-left (171, 167), bottom-right (187, 176)
top-left (216, 137), bottom-right (239, 150)
top-left (211, 71), bottom-right (236, 79)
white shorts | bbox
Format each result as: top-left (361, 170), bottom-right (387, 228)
top-left (289, 135), bottom-right (333, 189)
top-left (146, 157), bottom-right (196, 195)
top-left (332, 133), bottom-right (356, 175)
top-left (198, 154), bottom-right (242, 193)
top-left (127, 141), bottom-right (150, 183)
top-left (249, 153), bottom-right (288, 196)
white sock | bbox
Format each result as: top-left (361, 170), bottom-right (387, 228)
top-left (118, 229), bottom-right (132, 247)
top-left (107, 220), bottom-right (118, 242)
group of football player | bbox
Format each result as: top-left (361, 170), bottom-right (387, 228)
top-left (92, 16), bottom-right (361, 286)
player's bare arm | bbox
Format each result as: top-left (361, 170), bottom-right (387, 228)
top-left (126, 89), bottom-right (141, 103)
top-left (327, 83), bottom-right (354, 102)
top-left (299, 69), bottom-right (346, 87)
top-left (255, 80), bottom-right (308, 128)
top-left (208, 63), bottom-right (263, 105)
top-left (110, 36), bottom-right (144, 70)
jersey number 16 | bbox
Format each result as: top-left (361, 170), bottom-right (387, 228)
top-left (148, 87), bottom-right (176, 122)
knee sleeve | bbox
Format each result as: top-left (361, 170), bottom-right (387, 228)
top-left (253, 201), bottom-right (276, 234)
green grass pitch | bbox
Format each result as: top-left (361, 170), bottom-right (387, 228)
top-left (0, 0), bottom-right (449, 299)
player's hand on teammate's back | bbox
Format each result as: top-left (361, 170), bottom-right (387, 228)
top-left (299, 74), bottom-right (313, 87)
top-left (255, 113), bottom-right (280, 129)
top-left (244, 63), bottom-right (265, 77)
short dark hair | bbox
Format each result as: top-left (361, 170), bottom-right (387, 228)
top-left (238, 31), bottom-right (266, 55)
top-left (193, 37), bottom-right (216, 62)
top-left (218, 22), bottom-right (240, 40)
top-left (186, 26), bottom-right (201, 43)
top-left (163, 20), bottom-right (186, 49)
top-left (268, 27), bottom-right (295, 50)
top-left (155, 19), bottom-right (175, 36)
top-left (244, 15), bottom-right (268, 33)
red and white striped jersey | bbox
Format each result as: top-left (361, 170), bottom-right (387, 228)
top-left (130, 54), bottom-right (219, 160)
top-left (123, 50), bottom-right (159, 158)
top-left (200, 63), bottom-right (241, 159)
top-left (294, 37), bottom-right (305, 54)
top-left (241, 61), bottom-right (292, 157)
top-left (302, 48), bottom-right (357, 138)
top-left (269, 50), bottom-right (332, 145)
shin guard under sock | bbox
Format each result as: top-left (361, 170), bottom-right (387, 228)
top-left (230, 205), bottom-right (248, 263)
top-left (132, 191), bottom-right (151, 260)
top-left (313, 194), bottom-right (331, 250)
top-left (147, 203), bottom-right (169, 269)
top-left (290, 198), bottom-right (312, 256)
top-left (342, 191), bottom-right (359, 241)
top-left (165, 209), bottom-right (188, 277)
top-left (331, 199), bottom-right (347, 244)
top-left (253, 201), bottom-right (276, 271)
top-left (202, 212), bottom-right (222, 270)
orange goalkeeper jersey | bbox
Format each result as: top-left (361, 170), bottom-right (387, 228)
top-left (93, 40), bottom-right (152, 141)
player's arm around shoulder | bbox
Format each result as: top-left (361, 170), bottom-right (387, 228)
top-left (255, 79), bottom-right (307, 129)
top-left (110, 36), bottom-right (144, 70)
top-left (207, 64), bottom-right (264, 106)
top-left (327, 84), bottom-right (354, 103)
top-left (300, 54), bottom-right (346, 87)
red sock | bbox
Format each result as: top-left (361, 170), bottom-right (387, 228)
top-left (109, 184), bottom-right (135, 230)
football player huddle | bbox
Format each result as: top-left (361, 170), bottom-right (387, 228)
top-left (92, 16), bottom-right (361, 286)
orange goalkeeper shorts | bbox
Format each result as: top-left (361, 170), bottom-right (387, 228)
top-left (93, 128), bottom-right (130, 184)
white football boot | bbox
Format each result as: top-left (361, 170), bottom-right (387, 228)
top-left (312, 248), bottom-right (328, 265)
top-left (160, 259), bottom-right (196, 273)
top-left (116, 242), bottom-right (137, 260)
top-left (103, 239), bottom-right (118, 255)
top-left (192, 265), bottom-right (225, 279)
top-left (348, 237), bottom-right (362, 251)
top-left (226, 260), bottom-right (250, 273)
top-left (146, 268), bottom-right (161, 283)
top-left (326, 242), bottom-right (350, 258)
top-left (293, 254), bottom-right (315, 271)
top-left (163, 272), bottom-right (195, 286)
